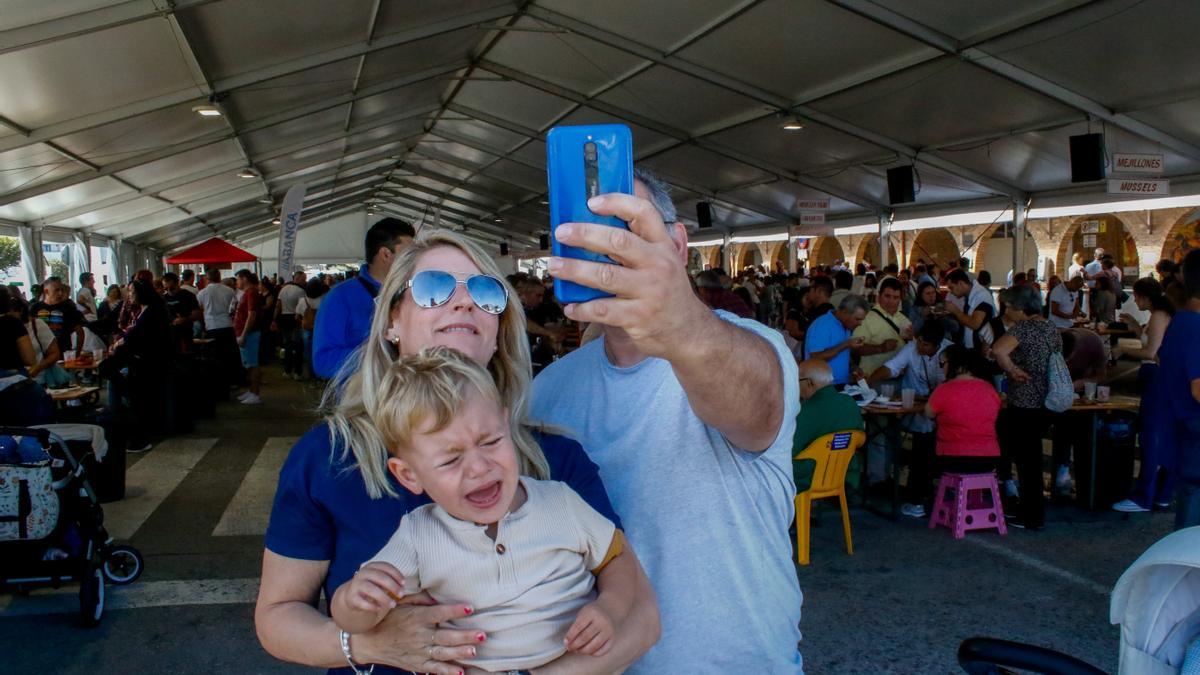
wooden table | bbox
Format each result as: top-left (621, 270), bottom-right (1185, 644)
top-left (48, 386), bottom-right (99, 403)
top-left (860, 394), bottom-right (1141, 517)
top-left (861, 401), bottom-right (927, 519)
top-left (60, 359), bottom-right (103, 386)
top-left (1069, 395), bottom-right (1140, 509)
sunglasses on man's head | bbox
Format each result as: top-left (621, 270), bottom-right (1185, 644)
top-left (399, 269), bottom-right (508, 314)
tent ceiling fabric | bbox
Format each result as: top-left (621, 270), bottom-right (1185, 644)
top-left (2, 0), bottom-right (1199, 257)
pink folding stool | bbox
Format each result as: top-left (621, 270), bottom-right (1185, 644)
top-left (928, 472), bottom-right (1007, 538)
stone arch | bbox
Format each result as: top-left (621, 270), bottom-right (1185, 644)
top-left (1056, 213), bottom-right (1140, 278)
top-left (738, 244), bottom-right (762, 272)
top-left (908, 228), bottom-right (960, 269)
top-left (809, 236), bottom-right (845, 267)
top-left (974, 221), bottom-right (1039, 279)
top-left (694, 245), bottom-right (722, 270)
top-left (1159, 207), bottom-right (1200, 264)
top-left (772, 242), bottom-right (789, 272)
top-left (855, 234), bottom-right (898, 269)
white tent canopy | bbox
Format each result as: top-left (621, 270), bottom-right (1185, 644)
top-left (3, 0), bottom-right (1199, 261)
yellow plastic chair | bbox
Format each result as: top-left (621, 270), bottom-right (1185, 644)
top-left (794, 430), bottom-right (865, 566)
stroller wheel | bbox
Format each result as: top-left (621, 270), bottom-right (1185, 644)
top-left (78, 565), bottom-right (105, 627)
top-left (102, 545), bottom-right (144, 586)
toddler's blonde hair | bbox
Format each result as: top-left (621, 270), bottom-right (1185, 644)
top-left (373, 347), bottom-right (515, 461)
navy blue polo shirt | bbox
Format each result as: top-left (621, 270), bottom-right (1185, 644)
top-left (264, 424), bottom-right (622, 674)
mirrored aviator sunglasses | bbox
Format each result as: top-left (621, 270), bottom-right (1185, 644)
top-left (403, 270), bottom-right (508, 314)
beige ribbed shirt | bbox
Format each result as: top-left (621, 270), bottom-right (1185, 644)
top-left (367, 477), bottom-right (616, 672)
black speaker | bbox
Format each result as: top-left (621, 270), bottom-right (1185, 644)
top-left (539, 234), bottom-right (549, 250)
top-left (1069, 133), bottom-right (1106, 183)
top-left (887, 166), bottom-right (915, 205)
top-left (696, 201), bottom-right (713, 228)
top-left (499, 242), bottom-right (509, 256)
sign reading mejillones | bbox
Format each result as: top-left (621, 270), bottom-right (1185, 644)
top-left (1111, 153), bottom-right (1164, 174)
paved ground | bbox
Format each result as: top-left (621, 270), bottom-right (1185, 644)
top-left (0, 364), bottom-right (1175, 673)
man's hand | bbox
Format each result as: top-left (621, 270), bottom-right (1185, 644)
top-left (900, 325), bottom-right (914, 341)
top-left (548, 194), bottom-right (708, 360)
top-left (564, 601), bottom-right (615, 656)
top-left (237, 334), bottom-right (245, 346)
top-left (881, 339), bottom-right (899, 352)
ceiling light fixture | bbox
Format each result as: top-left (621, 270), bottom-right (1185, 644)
top-left (272, 217), bottom-right (281, 225)
top-left (237, 168), bottom-right (259, 179)
top-left (257, 197), bottom-right (272, 204)
top-left (192, 105), bottom-right (222, 117)
top-left (780, 117), bottom-right (804, 131)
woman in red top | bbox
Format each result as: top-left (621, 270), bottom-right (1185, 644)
top-left (925, 345), bottom-right (1002, 477)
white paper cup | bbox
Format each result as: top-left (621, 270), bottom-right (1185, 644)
top-left (901, 388), bottom-right (916, 407)
top-left (879, 384), bottom-right (895, 399)
top-left (1096, 385), bottom-right (1110, 402)
top-left (1084, 381), bottom-right (1097, 400)
top-left (63, 350), bottom-right (76, 362)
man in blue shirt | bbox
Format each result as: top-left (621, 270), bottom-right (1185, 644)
top-left (803, 294), bottom-right (868, 386)
top-left (312, 217), bottom-right (415, 378)
top-left (1158, 249), bottom-right (1200, 530)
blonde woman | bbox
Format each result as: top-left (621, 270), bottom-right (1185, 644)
top-left (255, 230), bottom-right (658, 675)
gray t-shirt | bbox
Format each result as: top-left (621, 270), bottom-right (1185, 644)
top-left (530, 312), bottom-right (803, 673)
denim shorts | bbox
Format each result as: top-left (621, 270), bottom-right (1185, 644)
top-left (239, 331), bottom-right (261, 368)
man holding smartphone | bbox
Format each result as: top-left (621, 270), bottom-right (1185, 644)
top-left (530, 168), bottom-right (804, 673)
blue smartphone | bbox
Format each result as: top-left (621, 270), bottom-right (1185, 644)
top-left (545, 124), bottom-right (634, 304)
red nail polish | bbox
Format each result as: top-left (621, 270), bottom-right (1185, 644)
top-left (477, 632), bottom-right (486, 642)
top-left (463, 606), bottom-right (473, 615)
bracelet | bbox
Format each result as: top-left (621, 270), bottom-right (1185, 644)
top-left (339, 630), bottom-right (374, 675)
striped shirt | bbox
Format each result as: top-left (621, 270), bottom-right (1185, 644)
top-left (367, 477), bottom-right (616, 672)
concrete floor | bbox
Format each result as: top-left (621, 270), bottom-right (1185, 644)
top-left (0, 364), bottom-right (1176, 674)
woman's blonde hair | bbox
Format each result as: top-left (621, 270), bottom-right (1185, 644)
top-left (373, 347), bottom-right (505, 458)
top-left (322, 230), bottom-right (549, 498)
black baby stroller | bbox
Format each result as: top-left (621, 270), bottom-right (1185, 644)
top-left (0, 426), bottom-right (144, 626)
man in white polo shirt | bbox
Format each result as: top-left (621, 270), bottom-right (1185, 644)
top-left (1049, 275), bottom-right (1084, 329)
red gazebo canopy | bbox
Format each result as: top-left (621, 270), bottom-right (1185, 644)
top-left (165, 237), bottom-right (257, 265)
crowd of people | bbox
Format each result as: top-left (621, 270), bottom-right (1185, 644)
top-left (4, 166), bottom-right (1198, 672)
top-left (0, 259), bottom-right (352, 445)
top-left (692, 246), bottom-right (1200, 532)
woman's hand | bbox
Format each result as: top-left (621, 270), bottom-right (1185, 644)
top-left (1006, 367), bottom-right (1031, 384)
top-left (354, 596), bottom-right (485, 675)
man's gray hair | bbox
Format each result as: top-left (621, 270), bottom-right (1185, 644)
top-left (838, 294), bottom-right (870, 313)
top-left (633, 167), bottom-right (678, 225)
top-left (799, 359), bottom-right (834, 388)
top-left (808, 366), bottom-right (834, 388)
